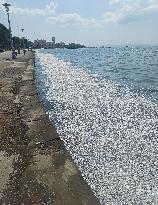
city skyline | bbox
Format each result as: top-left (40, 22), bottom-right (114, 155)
top-left (0, 0), bottom-right (158, 46)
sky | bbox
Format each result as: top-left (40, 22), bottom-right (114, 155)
top-left (0, 0), bottom-right (158, 46)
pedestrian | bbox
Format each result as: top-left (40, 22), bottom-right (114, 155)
top-left (23, 49), bottom-right (26, 55)
top-left (18, 47), bottom-right (20, 54)
top-left (12, 47), bottom-right (16, 59)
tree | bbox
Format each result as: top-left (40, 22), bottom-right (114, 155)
top-left (12, 36), bottom-right (33, 49)
top-left (0, 23), bottom-right (10, 49)
top-left (0, 23), bottom-right (33, 50)
top-left (66, 43), bottom-right (86, 49)
top-left (12, 36), bottom-right (23, 48)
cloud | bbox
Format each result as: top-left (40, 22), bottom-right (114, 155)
top-left (103, 11), bottom-right (123, 23)
top-left (142, 4), bottom-right (158, 13)
top-left (47, 0), bottom-right (158, 27)
top-left (107, 0), bottom-right (158, 6)
top-left (103, 0), bottom-right (158, 23)
top-left (0, 1), bottom-right (57, 16)
top-left (47, 13), bottom-right (101, 27)
top-left (0, 0), bottom-right (6, 8)
top-left (1, 0), bottom-right (157, 28)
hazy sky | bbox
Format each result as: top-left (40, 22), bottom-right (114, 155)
top-left (0, 0), bottom-right (158, 46)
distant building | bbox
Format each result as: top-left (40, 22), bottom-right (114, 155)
top-left (52, 37), bottom-right (55, 44)
top-left (55, 42), bottom-right (65, 48)
top-left (34, 39), bottom-right (46, 48)
top-left (45, 37), bottom-right (55, 49)
top-left (59, 42), bottom-right (65, 47)
top-left (46, 41), bottom-right (55, 49)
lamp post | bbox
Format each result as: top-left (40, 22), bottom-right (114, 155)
top-left (2, 2), bottom-right (15, 58)
top-left (21, 28), bottom-right (25, 49)
top-left (27, 38), bottom-right (29, 50)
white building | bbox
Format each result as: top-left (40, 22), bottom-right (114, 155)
top-left (52, 37), bottom-right (55, 44)
top-left (34, 37), bottom-right (56, 48)
top-left (46, 37), bottom-right (55, 48)
top-left (34, 39), bottom-right (46, 48)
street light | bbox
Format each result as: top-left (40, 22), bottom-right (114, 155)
top-left (27, 38), bottom-right (29, 50)
top-left (21, 28), bottom-right (25, 49)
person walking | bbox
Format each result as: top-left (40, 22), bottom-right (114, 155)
top-left (23, 49), bottom-right (26, 55)
top-left (12, 47), bottom-right (16, 59)
top-left (17, 47), bottom-right (20, 54)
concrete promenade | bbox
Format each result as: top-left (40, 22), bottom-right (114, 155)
top-left (0, 51), bottom-right (100, 205)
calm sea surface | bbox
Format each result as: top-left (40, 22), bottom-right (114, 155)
top-left (36, 47), bottom-right (158, 205)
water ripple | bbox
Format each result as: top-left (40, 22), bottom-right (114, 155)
top-left (36, 52), bottom-right (158, 205)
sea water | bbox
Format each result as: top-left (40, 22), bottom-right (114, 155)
top-left (35, 47), bottom-right (158, 205)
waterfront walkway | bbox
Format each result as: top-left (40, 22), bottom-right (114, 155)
top-left (0, 51), bottom-right (100, 205)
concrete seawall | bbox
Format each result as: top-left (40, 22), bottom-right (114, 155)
top-left (0, 51), bottom-right (100, 205)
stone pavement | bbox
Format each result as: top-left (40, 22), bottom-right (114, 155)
top-left (0, 51), bottom-right (100, 205)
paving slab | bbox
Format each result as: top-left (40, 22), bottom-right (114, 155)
top-left (0, 51), bottom-right (100, 205)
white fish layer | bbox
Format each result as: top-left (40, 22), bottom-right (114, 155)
top-left (36, 52), bottom-right (158, 205)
